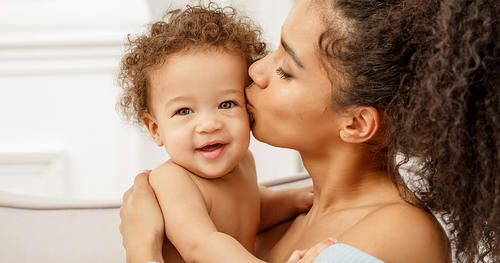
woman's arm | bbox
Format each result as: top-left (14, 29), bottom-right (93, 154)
top-left (119, 171), bottom-right (165, 263)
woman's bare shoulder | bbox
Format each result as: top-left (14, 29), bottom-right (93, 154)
top-left (339, 203), bottom-right (451, 263)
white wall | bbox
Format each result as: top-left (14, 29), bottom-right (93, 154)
top-left (0, 0), bottom-right (303, 201)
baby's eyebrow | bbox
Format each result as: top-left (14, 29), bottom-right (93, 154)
top-left (166, 95), bottom-right (189, 105)
top-left (281, 37), bottom-right (304, 69)
top-left (219, 89), bottom-right (245, 96)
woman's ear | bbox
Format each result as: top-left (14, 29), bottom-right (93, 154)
top-left (142, 112), bottom-right (164, 147)
top-left (339, 106), bottom-right (380, 143)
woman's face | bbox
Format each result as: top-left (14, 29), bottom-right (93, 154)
top-left (246, 0), bottom-right (341, 152)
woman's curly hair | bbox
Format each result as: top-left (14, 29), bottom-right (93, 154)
top-left (318, 0), bottom-right (499, 261)
top-left (118, 2), bottom-right (266, 125)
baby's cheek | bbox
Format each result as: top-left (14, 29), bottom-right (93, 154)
top-left (164, 131), bottom-right (192, 158)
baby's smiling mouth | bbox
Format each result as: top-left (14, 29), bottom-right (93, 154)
top-left (196, 142), bottom-right (227, 160)
top-left (198, 143), bottom-right (224, 152)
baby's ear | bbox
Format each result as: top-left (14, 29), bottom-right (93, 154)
top-left (339, 106), bottom-right (380, 143)
top-left (142, 112), bottom-right (164, 147)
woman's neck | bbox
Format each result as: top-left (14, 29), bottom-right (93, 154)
top-left (300, 143), bottom-right (402, 216)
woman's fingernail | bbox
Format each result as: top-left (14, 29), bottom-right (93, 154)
top-left (328, 237), bottom-right (338, 243)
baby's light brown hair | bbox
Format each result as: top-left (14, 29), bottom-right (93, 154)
top-left (117, 2), bottom-right (267, 125)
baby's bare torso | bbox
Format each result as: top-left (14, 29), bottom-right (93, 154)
top-left (163, 152), bottom-right (260, 262)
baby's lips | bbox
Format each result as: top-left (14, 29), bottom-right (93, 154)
top-left (197, 144), bottom-right (226, 159)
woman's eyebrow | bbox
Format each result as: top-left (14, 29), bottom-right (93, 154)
top-left (281, 37), bottom-right (304, 69)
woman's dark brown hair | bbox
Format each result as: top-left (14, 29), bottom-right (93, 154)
top-left (318, 0), bottom-right (499, 261)
top-left (118, 2), bottom-right (266, 125)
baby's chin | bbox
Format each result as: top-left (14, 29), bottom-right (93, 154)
top-left (183, 162), bottom-right (238, 179)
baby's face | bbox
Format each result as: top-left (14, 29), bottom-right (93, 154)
top-left (146, 50), bottom-right (250, 178)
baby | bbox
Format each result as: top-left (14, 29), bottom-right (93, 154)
top-left (118, 4), bottom-right (312, 262)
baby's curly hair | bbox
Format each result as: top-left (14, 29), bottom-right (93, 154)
top-left (118, 2), bottom-right (266, 125)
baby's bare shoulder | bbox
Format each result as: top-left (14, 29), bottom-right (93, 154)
top-left (149, 160), bottom-right (191, 187)
top-left (341, 203), bottom-right (450, 263)
top-left (239, 150), bottom-right (257, 178)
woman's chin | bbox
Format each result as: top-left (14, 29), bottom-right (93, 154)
top-left (251, 125), bottom-right (284, 148)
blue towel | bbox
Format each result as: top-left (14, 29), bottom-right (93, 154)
top-left (314, 243), bottom-right (384, 263)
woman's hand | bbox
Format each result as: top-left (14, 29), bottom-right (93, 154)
top-left (258, 185), bottom-right (314, 232)
top-left (286, 238), bottom-right (337, 263)
top-left (290, 186), bottom-right (314, 213)
top-left (119, 170), bottom-right (165, 263)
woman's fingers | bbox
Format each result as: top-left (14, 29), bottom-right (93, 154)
top-left (294, 186), bottom-right (314, 212)
top-left (119, 169), bottom-right (164, 251)
top-left (121, 170), bottom-right (152, 219)
top-left (134, 170), bottom-right (152, 185)
top-left (287, 238), bottom-right (338, 263)
top-left (122, 170), bottom-right (151, 204)
top-left (302, 238), bottom-right (338, 262)
top-left (286, 249), bottom-right (308, 263)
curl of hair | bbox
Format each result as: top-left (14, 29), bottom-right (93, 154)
top-left (117, 2), bottom-right (266, 125)
top-left (319, 0), bottom-right (499, 261)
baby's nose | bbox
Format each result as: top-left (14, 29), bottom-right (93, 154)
top-left (195, 115), bottom-right (223, 134)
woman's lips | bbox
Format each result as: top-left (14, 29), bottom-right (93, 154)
top-left (197, 143), bottom-right (226, 159)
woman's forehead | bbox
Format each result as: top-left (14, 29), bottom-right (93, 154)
top-left (281, 0), bottom-right (325, 64)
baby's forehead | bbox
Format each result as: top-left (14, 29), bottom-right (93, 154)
top-left (148, 49), bottom-right (248, 102)
top-left (167, 46), bottom-right (248, 65)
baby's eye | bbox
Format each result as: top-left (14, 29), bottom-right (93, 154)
top-left (175, 108), bottom-right (193, 116)
top-left (219, 101), bottom-right (236, 109)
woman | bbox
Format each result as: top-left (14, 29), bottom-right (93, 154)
top-left (120, 0), bottom-right (499, 262)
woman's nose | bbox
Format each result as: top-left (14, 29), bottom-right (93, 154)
top-left (248, 54), bottom-right (269, 89)
top-left (195, 115), bottom-right (223, 134)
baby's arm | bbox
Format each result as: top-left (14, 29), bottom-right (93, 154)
top-left (243, 150), bottom-right (313, 232)
top-left (258, 186), bottom-right (313, 231)
top-left (150, 163), bottom-right (265, 263)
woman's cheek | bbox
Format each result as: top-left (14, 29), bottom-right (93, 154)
top-left (269, 86), bottom-right (300, 118)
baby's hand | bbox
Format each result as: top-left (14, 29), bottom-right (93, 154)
top-left (286, 238), bottom-right (337, 263)
top-left (291, 186), bottom-right (314, 213)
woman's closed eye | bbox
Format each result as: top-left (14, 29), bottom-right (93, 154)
top-left (219, 101), bottom-right (237, 109)
top-left (175, 107), bottom-right (193, 116)
top-left (276, 67), bottom-right (292, 79)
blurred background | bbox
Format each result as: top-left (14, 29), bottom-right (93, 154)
top-left (0, 0), bottom-right (305, 201)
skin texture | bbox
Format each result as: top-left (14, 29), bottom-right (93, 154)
top-left (119, 171), bottom-right (164, 263)
top-left (119, 4), bottom-right (316, 263)
top-left (118, 0), bottom-right (489, 261)
top-left (246, 0), bottom-right (450, 262)
top-left (144, 50), bottom-right (264, 262)
top-left (133, 49), bottom-right (315, 263)
top-left (143, 50), bottom-right (250, 179)
top-left (286, 238), bottom-right (337, 263)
